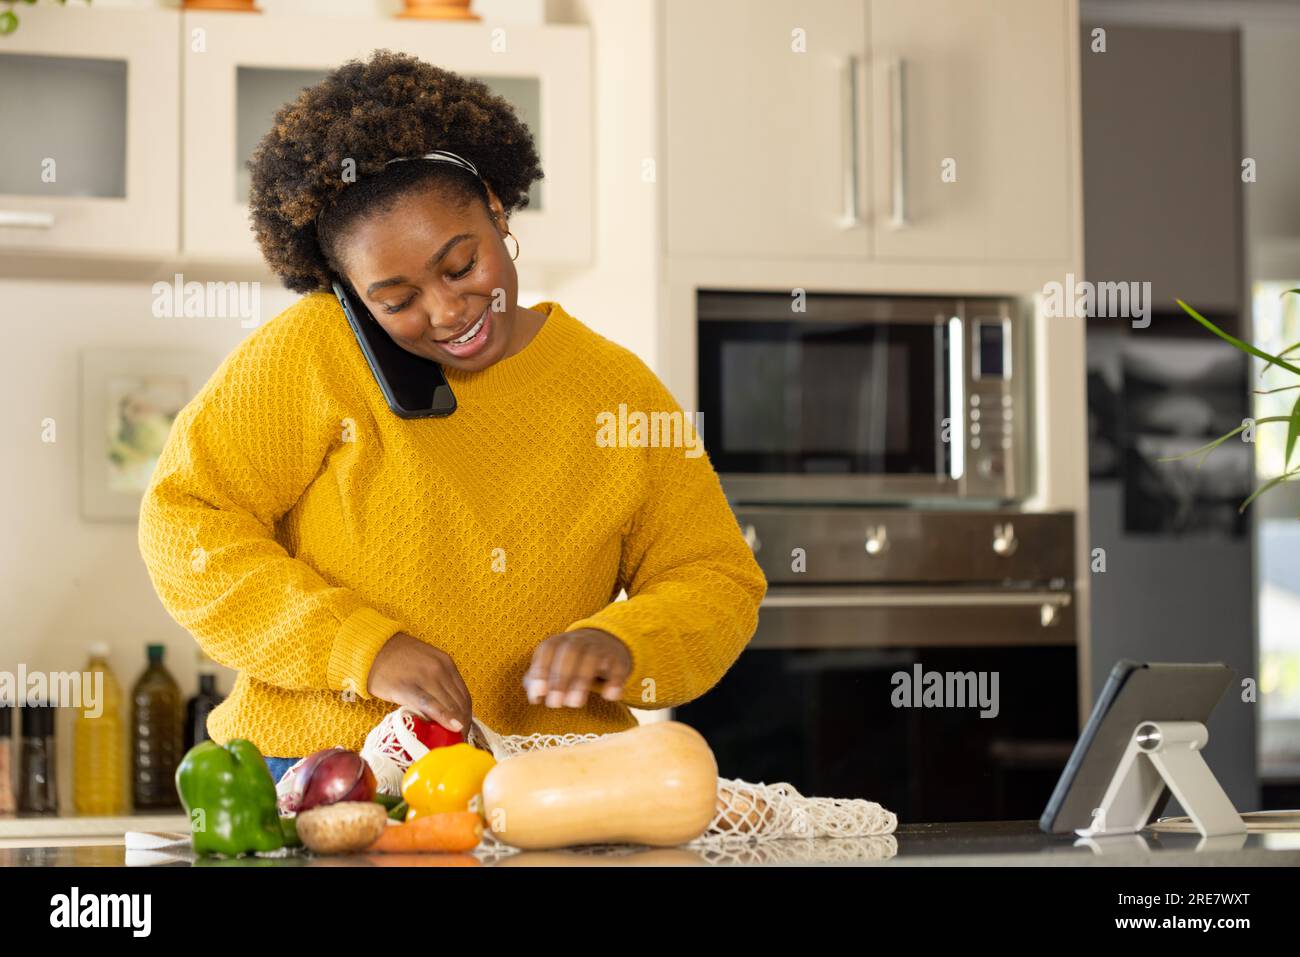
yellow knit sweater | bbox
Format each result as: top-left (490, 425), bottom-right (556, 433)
top-left (137, 293), bottom-right (766, 757)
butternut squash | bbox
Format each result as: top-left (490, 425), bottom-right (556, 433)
top-left (481, 721), bottom-right (719, 849)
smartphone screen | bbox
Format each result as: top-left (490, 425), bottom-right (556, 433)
top-left (331, 279), bottom-right (457, 419)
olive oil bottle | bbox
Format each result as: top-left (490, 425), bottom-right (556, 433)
top-left (73, 644), bottom-right (126, 815)
top-left (131, 644), bottom-right (182, 810)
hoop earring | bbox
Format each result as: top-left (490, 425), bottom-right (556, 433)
top-left (505, 230), bottom-right (520, 261)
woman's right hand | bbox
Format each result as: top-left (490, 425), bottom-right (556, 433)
top-left (366, 632), bottom-right (473, 734)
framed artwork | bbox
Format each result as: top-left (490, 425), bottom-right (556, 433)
top-left (80, 349), bottom-right (216, 522)
top-left (1119, 339), bottom-right (1251, 538)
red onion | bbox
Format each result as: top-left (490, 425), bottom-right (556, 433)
top-left (295, 748), bottom-right (376, 812)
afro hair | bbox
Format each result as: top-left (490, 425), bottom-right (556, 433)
top-left (246, 49), bottom-right (544, 294)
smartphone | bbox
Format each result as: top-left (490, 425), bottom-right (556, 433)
top-left (331, 278), bottom-right (457, 419)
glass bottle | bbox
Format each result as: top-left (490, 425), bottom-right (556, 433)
top-left (131, 644), bottom-right (182, 810)
top-left (184, 670), bottom-right (224, 752)
top-left (17, 701), bottom-right (58, 815)
top-left (74, 643), bottom-right (127, 816)
top-left (0, 704), bottom-right (14, 815)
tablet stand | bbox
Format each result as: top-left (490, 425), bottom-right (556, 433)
top-left (1074, 720), bottom-right (1245, 839)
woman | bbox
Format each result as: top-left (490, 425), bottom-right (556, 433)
top-left (137, 51), bottom-right (766, 785)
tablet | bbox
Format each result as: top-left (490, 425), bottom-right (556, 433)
top-left (1039, 660), bottom-right (1233, 834)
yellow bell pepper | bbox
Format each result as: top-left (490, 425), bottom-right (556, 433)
top-left (401, 743), bottom-right (496, 816)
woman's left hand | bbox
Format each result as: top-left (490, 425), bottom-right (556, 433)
top-left (523, 628), bottom-right (632, 709)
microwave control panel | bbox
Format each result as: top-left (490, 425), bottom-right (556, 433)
top-left (962, 308), bottom-right (1022, 499)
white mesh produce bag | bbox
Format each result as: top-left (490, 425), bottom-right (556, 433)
top-left (358, 708), bottom-right (898, 848)
top-left (359, 707), bottom-right (434, 797)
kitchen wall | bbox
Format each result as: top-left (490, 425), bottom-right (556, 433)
top-left (0, 0), bottom-right (661, 810)
top-left (1083, 2), bottom-right (1300, 283)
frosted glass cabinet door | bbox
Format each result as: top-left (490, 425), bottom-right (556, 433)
top-left (0, 7), bottom-right (179, 257)
top-left (183, 12), bottom-right (588, 266)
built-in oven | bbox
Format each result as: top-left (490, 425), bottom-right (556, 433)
top-left (674, 507), bottom-right (1079, 823)
top-left (697, 290), bottom-right (1028, 504)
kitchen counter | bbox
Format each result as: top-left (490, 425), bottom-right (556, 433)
top-left (3, 820), bottom-right (1299, 866)
top-left (0, 813), bottom-right (189, 849)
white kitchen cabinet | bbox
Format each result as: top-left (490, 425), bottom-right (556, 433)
top-left (0, 6), bottom-right (179, 258)
top-left (868, 0), bottom-right (1073, 263)
top-left (664, 0), bottom-right (1077, 268)
top-left (181, 12), bottom-right (591, 266)
top-left (664, 0), bottom-right (870, 261)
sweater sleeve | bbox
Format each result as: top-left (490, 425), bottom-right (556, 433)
top-left (564, 361), bottom-right (767, 710)
top-left (137, 309), bottom-right (403, 698)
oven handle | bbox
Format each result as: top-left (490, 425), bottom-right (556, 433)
top-left (762, 588), bottom-right (1071, 611)
top-left (759, 587), bottom-right (1066, 608)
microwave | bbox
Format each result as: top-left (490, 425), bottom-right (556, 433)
top-left (697, 290), bottom-right (1028, 504)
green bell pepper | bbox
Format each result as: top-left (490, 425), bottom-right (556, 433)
top-left (175, 739), bottom-right (285, 857)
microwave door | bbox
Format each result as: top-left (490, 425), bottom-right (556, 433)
top-left (701, 310), bottom-right (960, 503)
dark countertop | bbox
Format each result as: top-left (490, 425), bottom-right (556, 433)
top-left (4, 820), bottom-right (1299, 866)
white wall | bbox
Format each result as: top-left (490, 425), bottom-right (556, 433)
top-left (541, 0), bottom-right (661, 366)
top-left (0, 0), bottom-right (657, 811)
top-left (1241, 23), bottom-right (1300, 281)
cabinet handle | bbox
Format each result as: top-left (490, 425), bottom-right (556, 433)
top-left (888, 58), bottom-right (908, 228)
top-left (0, 210), bottom-right (55, 229)
top-left (840, 54), bottom-right (863, 228)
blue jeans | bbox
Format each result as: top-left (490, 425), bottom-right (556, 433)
top-left (264, 756), bottom-right (301, 785)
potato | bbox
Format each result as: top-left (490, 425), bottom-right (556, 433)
top-left (296, 801), bottom-right (389, 855)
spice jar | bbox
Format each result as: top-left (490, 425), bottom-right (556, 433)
top-left (0, 705), bottom-right (14, 815)
top-left (18, 701), bottom-right (58, 815)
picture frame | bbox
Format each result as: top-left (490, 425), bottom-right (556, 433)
top-left (79, 349), bottom-right (217, 522)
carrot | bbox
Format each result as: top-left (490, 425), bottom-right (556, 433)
top-left (366, 811), bottom-right (484, 853)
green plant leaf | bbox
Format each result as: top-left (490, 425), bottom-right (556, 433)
top-left (1287, 392), bottom-right (1300, 469)
top-left (1259, 340), bottom-right (1300, 379)
top-left (1272, 291), bottom-right (1300, 376)
top-left (1176, 299), bottom-right (1300, 377)
top-left (1261, 340), bottom-right (1300, 374)
top-left (1158, 424), bottom-right (1247, 464)
top-left (0, 11), bottom-right (18, 35)
top-left (1157, 416), bottom-right (1292, 465)
top-left (1239, 467), bottom-right (1300, 513)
